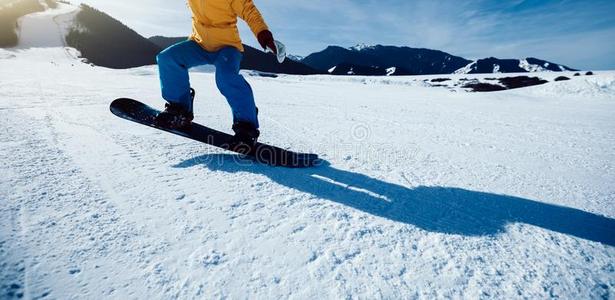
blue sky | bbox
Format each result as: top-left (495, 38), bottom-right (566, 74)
top-left (81, 0), bottom-right (615, 70)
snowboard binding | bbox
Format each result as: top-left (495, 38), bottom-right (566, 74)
top-left (227, 121), bottom-right (260, 153)
top-left (154, 88), bottom-right (195, 129)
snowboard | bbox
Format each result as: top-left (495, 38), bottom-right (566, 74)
top-left (110, 98), bottom-right (319, 168)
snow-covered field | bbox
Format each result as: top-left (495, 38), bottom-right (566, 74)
top-left (1, 3), bottom-right (615, 299)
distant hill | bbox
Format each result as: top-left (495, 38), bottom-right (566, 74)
top-left (302, 45), bottom-right (472, 76)
top-left (0, 0), bottom-right (45, 47)
top-left (149, 36), bottom-right (322, 75)
top-left (301, 44), bottom-right (577, 76)
top-left (65, 4), bottom-right (160, 68)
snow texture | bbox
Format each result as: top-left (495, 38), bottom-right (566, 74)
top-left (1, 3), bottom-right (614, 299)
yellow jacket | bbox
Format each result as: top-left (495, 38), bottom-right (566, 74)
top-left (187, 0), bottom-right (269, 52)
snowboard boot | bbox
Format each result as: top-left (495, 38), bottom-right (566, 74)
top-left (155, 88), bottom-right (195, 129)
top-left (229, 121), bottom-right (260, 152)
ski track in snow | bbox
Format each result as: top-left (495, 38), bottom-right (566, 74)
top-left (1, 4), bottom-right (615, 298)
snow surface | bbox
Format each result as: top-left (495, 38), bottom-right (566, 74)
top-left (1, 4), bottom-right (615, 299)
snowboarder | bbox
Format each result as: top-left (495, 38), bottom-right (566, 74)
top-left (155, 0), bottom-right (278, 147)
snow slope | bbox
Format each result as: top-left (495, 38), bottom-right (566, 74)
top-left (1, 5), bottom-right (615, 299)
top-left (15, 2), bottom-right (79, 49)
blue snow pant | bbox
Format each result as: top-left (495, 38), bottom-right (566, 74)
top-left (157, 40), bottom-right (259, 128)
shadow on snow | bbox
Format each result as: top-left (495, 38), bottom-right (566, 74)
top-left (174, 154), bottom-right (615, 246)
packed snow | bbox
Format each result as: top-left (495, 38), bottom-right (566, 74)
top-left (1, 3), bottom-right (615, 299)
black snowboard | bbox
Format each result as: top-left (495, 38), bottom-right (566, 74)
top-left (110, 98), bottom-right (319, 168)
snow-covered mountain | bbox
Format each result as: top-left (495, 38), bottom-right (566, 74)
top-left (348, 43), bottom-right (377, 51)
top-left (301, 45), bottom-right (578, 76)
top-left (2, 1), bottom-right (615, 298)
top-left (0, 0), bottom-right (48, 47)
top-left (455, 57), bottom-right (577, 74)
top-left (286, 54), bottom-right (305, 62)
top-left (302, 45), bottom-right (471, 76)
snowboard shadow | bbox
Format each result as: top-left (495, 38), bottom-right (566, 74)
top-left (174, 154), bottom-right (615, 246)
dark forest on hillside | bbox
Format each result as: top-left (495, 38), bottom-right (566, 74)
top-left (65, 4), bottom-right (160, 68)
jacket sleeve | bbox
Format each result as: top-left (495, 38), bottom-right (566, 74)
top-left (231, 0), bottom-right (269, 37)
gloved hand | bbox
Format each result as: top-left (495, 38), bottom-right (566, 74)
top-left (257, 30), bottom-right (276, 54)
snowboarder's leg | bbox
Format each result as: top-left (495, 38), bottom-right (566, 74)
top-left (214, 47), bottom-right (259, 129)
top-left (157, 40), bottom-right (214, 113)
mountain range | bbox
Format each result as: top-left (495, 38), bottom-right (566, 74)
top-left (300, 44), bottom-right (577, 75)
top-left (302, 45), bottom-right (471, 76)
top-left (1, 1), bottom-right (578, 75)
